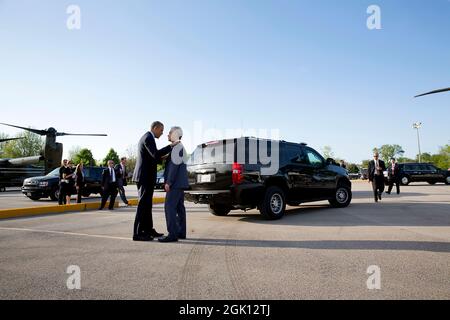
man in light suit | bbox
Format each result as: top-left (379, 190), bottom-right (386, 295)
top-left (132, 121), bottom-right (177, 242)
top-left (159, 126), bottom-right (190, 243)
top-left (368, 151), bottom-right (386, 203)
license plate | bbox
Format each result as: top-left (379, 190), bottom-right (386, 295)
top-left (197, 174), bottom-right (215, 183)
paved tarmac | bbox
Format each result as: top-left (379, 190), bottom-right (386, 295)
top-left (0, 186), bottom-right (165, 209)
top-left (0, 182), bottom-right (449, 299)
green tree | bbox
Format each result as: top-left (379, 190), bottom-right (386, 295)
top-left (374, 144), bottom-right (404, 163)
top-left (347, 163), bottom-right (360, 174)
top-left (102, 148), bottom-right (120, 166)
top-left (73, 148), bottom-right (96, 166)
top-left (321, 146), bottom-right (334, 159)
top-left (1, 130), bottom-right (44, 158)
top-left (0, 132), bottom-right (10, 157)
top-left (397, 156), bottom-right (415, 163)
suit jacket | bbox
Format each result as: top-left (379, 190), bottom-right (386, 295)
top-left (368, 159), bottom-right (386, 181)
top-left (387, 163), bottom-right (400, 178)
top-left (163, 145), bottom-right (189, 190)
top-left (102, 167), bottom-right (119, 189)
top-left (75, 171), bottom-right (84, 187)
top-left (115, 164), bottom-right (128, 187)
top-left (132, 131), bottom-right (172, 185)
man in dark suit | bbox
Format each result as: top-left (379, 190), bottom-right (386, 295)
top-left (99, 160), bottom-right (119, 210)
top-left (368, 151), bottom-right (386, 202)
top-left (132, 121), bottom-right (177, 242)
top-left (159, 127), bottom-right (190, 243)
top-left (386, 157), bottom-right (400, 195)
top-left (115, 157), bottom-right (129, 205)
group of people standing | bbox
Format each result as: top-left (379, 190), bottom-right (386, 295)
top-left (57, 121), bottom-right (189, 244)
top-left (58, 157), bottom-right (130, 209)
top-left (58, 160), bottom-right (85, 205)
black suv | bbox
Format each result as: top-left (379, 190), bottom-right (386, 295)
top-left (397, 163), bottom-right (450, 185)
top-left (185, 137), bottom-right (352, 220)
top-left (22, 166), bottom-right (104, 201)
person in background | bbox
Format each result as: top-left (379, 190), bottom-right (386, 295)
top-left (115, 157), bottom-right (129, 206)
top-left (58, 159), bottom-right (68, 205)
top-left (99, 160), bottom-right (119, 211)
top-left (386, 157), bottom-right (400, 195)
top-left (75, 163), bottom-right (85, 203)
top-left (64, 160), bottom-right (76, 205)
top-left (159, 126), bottom-right (189, 243)
top-left (340, 160), bottom-right (347, 170)
top-left (368, 152), bottom-right (386, 202)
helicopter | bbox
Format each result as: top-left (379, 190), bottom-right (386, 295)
top-left (415, 87), bottom-right (450, 98)
top-left (0, 123), bottom-right (107, 191)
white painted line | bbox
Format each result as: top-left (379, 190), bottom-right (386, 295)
top-left (0, 227), bottom-right (132, 241)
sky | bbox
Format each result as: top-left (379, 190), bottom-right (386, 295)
top-left (0, 0), bottom-right (449, 163)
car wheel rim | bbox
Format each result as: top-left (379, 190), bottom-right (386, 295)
top-left (447, 177), bottom-right (450, 184)
top-left (402, 177), bottom-right (408, 184)
top-left (336, 188), bottom-right (348, 204)
top-left (270, 193), bottom-right (283, 215)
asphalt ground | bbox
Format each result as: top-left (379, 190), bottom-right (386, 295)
top-left (0, 186), bottom-right (165, 209)
top-left (0, 182), bottom-right (449, 299)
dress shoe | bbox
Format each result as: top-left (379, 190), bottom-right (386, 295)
top-left (158, 236), bottom-right (178, 243)
top-left (178, 235), bottom-right (186, 240)
top-left (150, 229), bottom-right (164, 238)
top-left (133, 235), bottom-right (154, 242)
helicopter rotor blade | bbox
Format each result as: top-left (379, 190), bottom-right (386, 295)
top-left (0, 137), bottom-right (23, 143)
top-left (415, 87), bottom-right (450, 98)
top-left (0, 123), bottom-right (47, 135)
top-left (56, 132), bottom-right (108, 137)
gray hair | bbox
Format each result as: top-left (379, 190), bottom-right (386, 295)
top-left (151, 121), bottom-right (164, 130)
top-left (170, 126), bottom-right (183, 140)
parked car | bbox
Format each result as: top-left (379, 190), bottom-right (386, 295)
top-left (155, 171), bottom-right (165, 190)
top-left (22, 166), bottom-right (104, 201)
top-left (396, 163), bottom-right (450, 185)
top-left (185, 137), bottom-right (352, 220)
top-left (359, 168), bottom-right (368, 180)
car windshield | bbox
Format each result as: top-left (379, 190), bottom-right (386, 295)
top-left (47, 168), bottom-right (60, 176)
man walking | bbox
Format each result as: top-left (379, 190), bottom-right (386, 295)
top-left (159, 127), bottom-right (189, 243)
top-left (99, 160), bottom-right (119, 210)
top-left (132, 121), bottom-right (177, 242)
top-left (115, 157), bottom-right (129, 206)
top-left (386, 157), bottom-right (400, 195)
top-left (368, 151), bottom-right (386, 202)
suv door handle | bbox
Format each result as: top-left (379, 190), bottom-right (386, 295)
top-left (288, 172), bottom-right (302, 176)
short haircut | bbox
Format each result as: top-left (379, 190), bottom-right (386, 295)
top-left (151, 121), bottom-right (164, 130)
top-left (170, 126), bottom-right (183, 140)
top-left (121, 157), bottom-right (127, 161)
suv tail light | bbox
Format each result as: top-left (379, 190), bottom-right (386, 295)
top-left (232, 162), bottom-right (244, 185)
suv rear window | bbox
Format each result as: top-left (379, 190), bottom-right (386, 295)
top-left (188, 141), bottom-right (236, 165)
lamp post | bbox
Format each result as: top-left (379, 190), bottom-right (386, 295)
top-left (412, 122), bottom-right (422, 163)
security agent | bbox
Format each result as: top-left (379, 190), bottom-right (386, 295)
top-left (99, 160), bottom-right (119, 210)
top-left (368, 151), bottom-right (386, 202)
top-left (386, 157), bottom-right (400, 195)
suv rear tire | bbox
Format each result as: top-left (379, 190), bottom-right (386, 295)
top-left (259, 186), bottom-right (286, 220)
top-left (209, 204), bottom-right (231, 216)
top-left (329, 185), bottom-right (352, 208)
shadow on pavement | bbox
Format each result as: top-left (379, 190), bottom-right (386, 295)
top-left (180, 238), bottom-right (450, 253)
top-left (229, 202), bottom-right (450, 227)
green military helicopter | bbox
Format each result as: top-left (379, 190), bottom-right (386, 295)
top-left (0, 123), bottom-right (107, 191)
